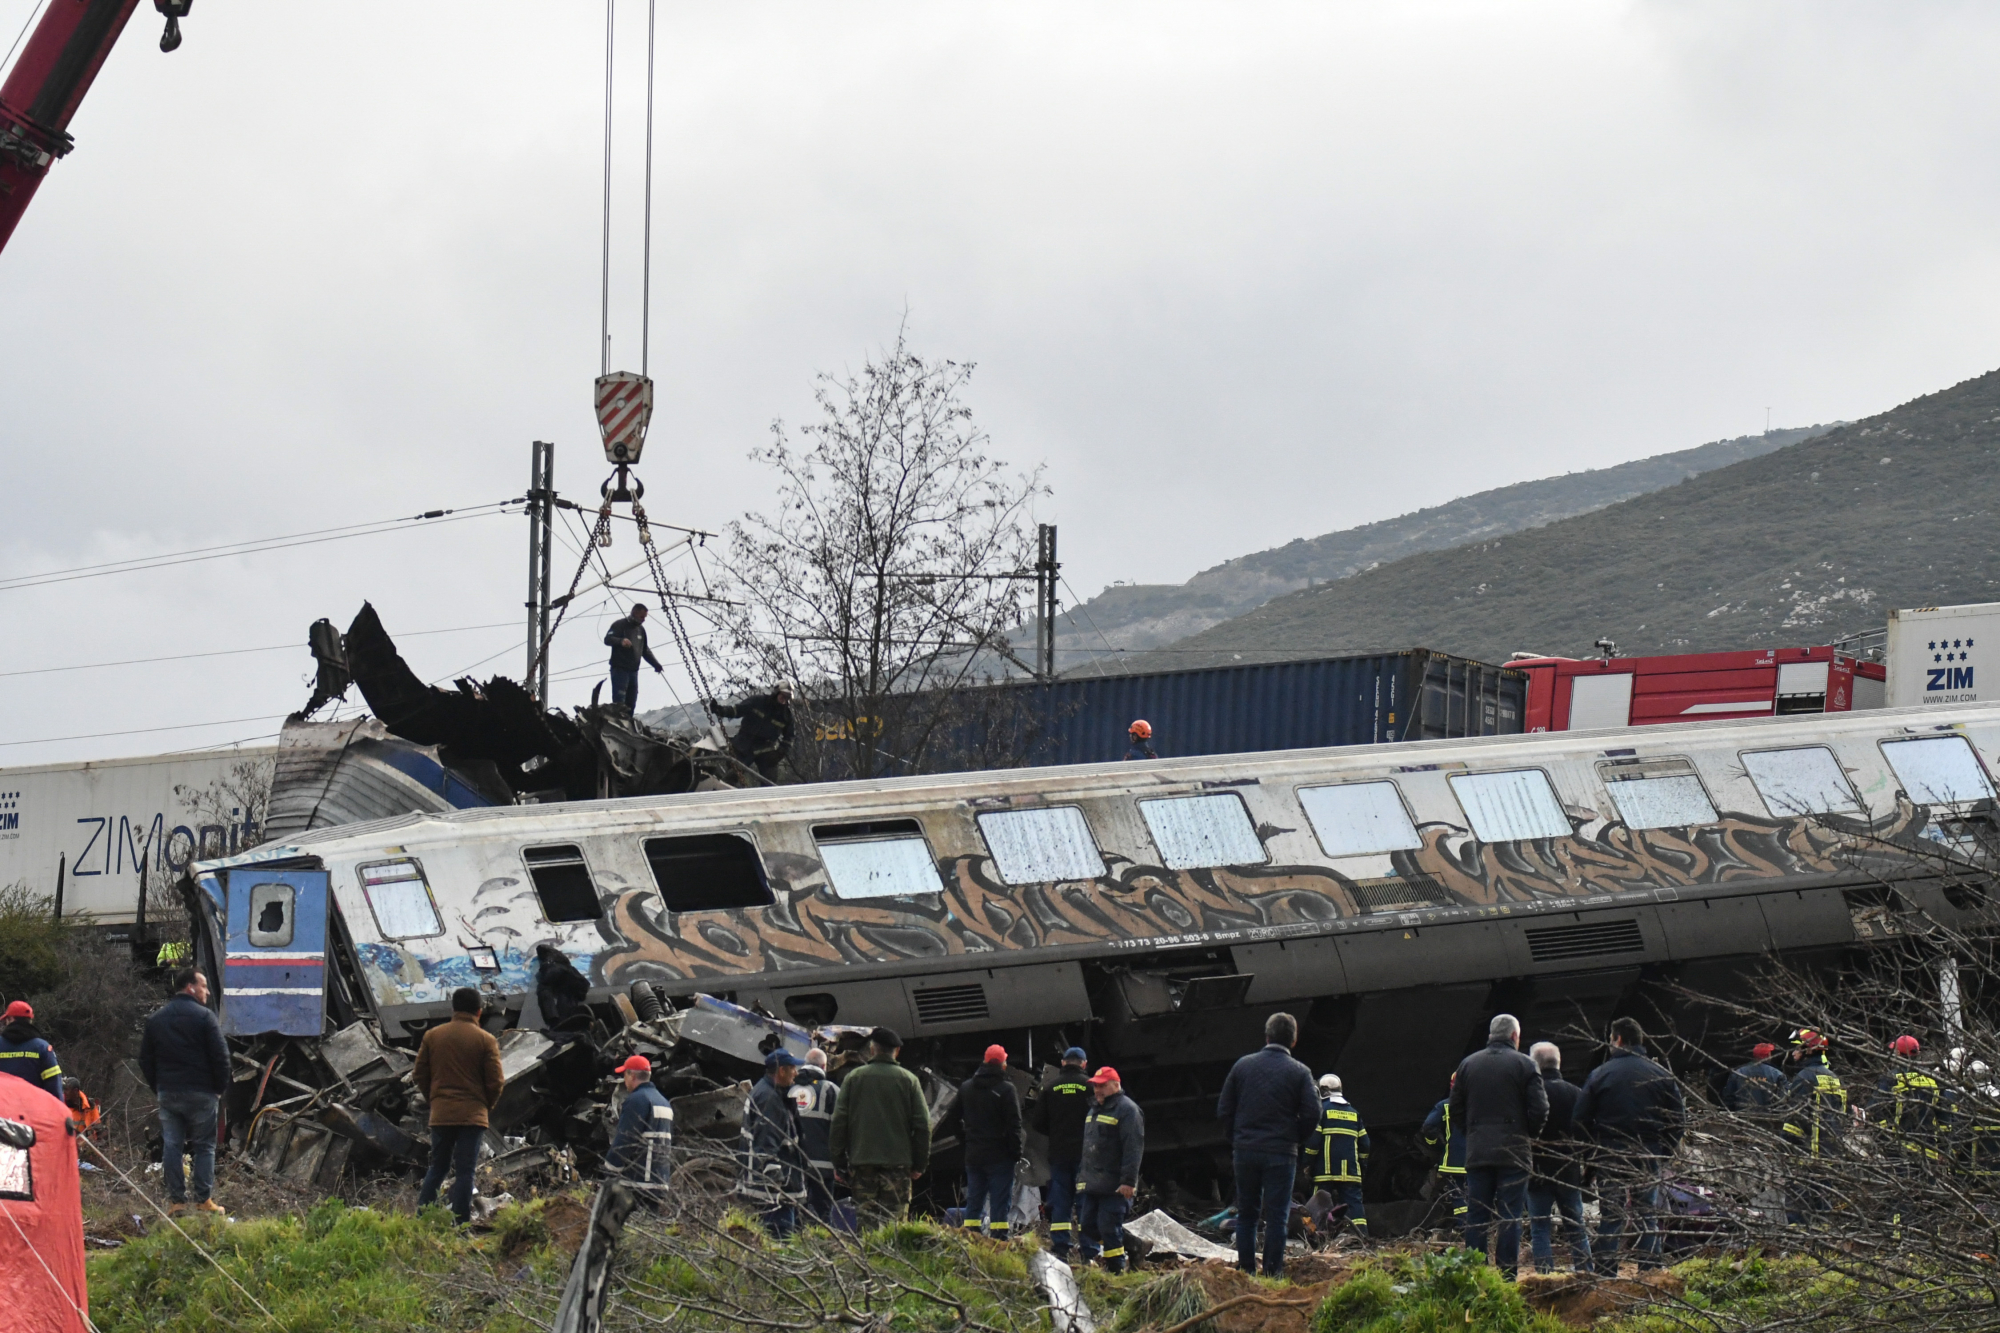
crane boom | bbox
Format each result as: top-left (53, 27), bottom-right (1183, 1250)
top-left (0, 0), bottom-right (185, 255)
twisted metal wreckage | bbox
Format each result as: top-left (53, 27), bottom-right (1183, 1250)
top-left (172, 610), bottom-right (2000, 1260)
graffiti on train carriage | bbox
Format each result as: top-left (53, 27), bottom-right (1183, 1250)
top-left (587, 800), bottom-right (1936, 986)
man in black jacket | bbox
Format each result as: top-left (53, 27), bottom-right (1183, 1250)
top-left (533, 944), bottom-right (591, 1029)
top-left (960, 1045), bottom-right (1023, 1240)
top-left (137, 969), bottom-right (232, 1216)
top-left (604, 603), bottom-right (665, 710)
top-left (1031, 1047), bottom-right (1094, 1260)
top-left (1526, 1042), bottom-right (1592, 1274)
top-left (712, 685), bottom-right (795, 783)
top-left (1722, 1042), bottom-right (1788, 1115)
top-left (1078, 1067), bottom-right (1144, 1273)
top-left (1449, 1014), bottom-right (1548, 1280)
top-left (1216, 1012), bottom-right (1321, 1277)
top-left (738, 1050), bottom-right (808, 1237)
top-left (1574, 1018), bottom-right (1686, 1274)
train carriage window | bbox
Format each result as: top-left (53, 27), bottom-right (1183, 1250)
top-left (1597, 759), bottom-right (1718, 831)
top-left (1139, 793), bottom-right (1268, 870)
top-left (644, 833), bottom-right (775, 913)
top-left (0, 1121), bottom-right (32, 1202)
top-left (523, 845), bottom-right (602, 922)
top-left (812, 820), bottom-right (944, 899)
top-left (247, 883), bottom-right (296, 947)
top-left (1297, 781), bottom-right (1423, 858)
top-left (1882, 736), bottom-right (1996, 807)
top-left (1447, 769), bottom-right (1573, 842)
top-left (357, 859), bottom-right (443, 940)
top-left (1742, 746), bottom-right (1865, 817)
top-left (976, 807), bottom-right (1106, 885)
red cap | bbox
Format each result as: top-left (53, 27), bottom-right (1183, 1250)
top-left (1892, 1035), bottom-right (1921, 1056)
top-left (1087, 1066), bottom-right (1121, 1085)
top-left (983, 1044), bottom-right (1007, 1065)
top-left (615, 1055), bottom-right (652, 1075)
top-left (1751, 1043), bottom-right (1776, 1060)
top-left (3, 1002), bottom-right (31, 1022)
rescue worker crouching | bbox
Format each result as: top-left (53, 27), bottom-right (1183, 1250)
top-left (606, 1055), bottom-right (674, 1187)
top-left (0, 1001), bottom-right (63, 1103)
top-left (739, 1050), bottom-right (809, 1237)
top-left (1030, 1047), bottom-right (1093, 1261)
top-left (1310, 1073), bottom-right (1369, 1241)
top-left (711, 683), bottom-right (796, 784)
top-left (1421, 1075), bottom-right (1467, 1231)
top-left (1077, 1066), bottom-right (1144, 1273)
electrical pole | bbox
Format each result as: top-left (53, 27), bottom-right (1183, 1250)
top-left (1035, 523), bottom-right (1059, 681)
top-left (526, 441), bottom-right (556, 702)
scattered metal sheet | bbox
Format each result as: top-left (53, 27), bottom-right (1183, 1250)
top-left (677, 995), bottom-right (811, 1066)
top-left (318, 1020), bottom-right (412, 1083)
top-left (1123, 1209), bottom-right (1237, 1263)
top-left (670, 1081), bottom-right (751, 1139)
top-left (320, 1103), bottom-right (422, 1162)
top-left (553, 1182), bottom-right (639, 1333)
top-left (1029, 1250), bottom-right (1097, 1333)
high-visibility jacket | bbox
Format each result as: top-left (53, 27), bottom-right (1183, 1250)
top-left (1421, 1097), bottom-right (1465, 1175)
top-left (1873, 1067), bottom-right (1944, 1160)
top-left (1310, 1095), bottom-right (1369, 1185)
top-left (1781, 1057), bottom-right (1847, 1155)
top-left (0, 1023), bottom-right (62, 1102)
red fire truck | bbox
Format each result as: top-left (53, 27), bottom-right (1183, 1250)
top-left (1511, 645), bottom-right (1886, 733)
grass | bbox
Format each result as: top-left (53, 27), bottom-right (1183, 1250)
top-left (1311, 1248), bottom-right (1570, 1333)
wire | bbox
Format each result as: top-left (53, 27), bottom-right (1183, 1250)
top-left (1059, 575), bottom-right (1133, 677)
top-left (0, 713), bottom-right (290, 749)
top-left (600, 0), bottom-right (615, 376)
top-left (0, 619), bottom-right (520, 679)
top-left (0, 1201), bottom-right (100, 1333)
top-left (1, 0), bottom-right (46, 78)
top-left (0, 504), bottom-right (514, 594)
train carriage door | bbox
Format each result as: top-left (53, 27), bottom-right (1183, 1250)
top-left (221, 869), bottom-right (329, 1038)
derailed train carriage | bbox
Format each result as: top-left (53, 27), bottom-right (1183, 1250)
top-left (184, 700), bottom-right (2000, 1200)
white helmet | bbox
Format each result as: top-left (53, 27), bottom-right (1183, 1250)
top-left (1318, 1074), bottom-right (1342, 1095)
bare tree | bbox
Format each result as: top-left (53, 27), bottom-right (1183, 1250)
top-left (716, 328), bottom-right (1046, 781)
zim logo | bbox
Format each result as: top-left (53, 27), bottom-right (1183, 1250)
top-left (1928, 666), bottom-right (1975, 692)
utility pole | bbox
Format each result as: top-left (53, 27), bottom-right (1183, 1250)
top-left (525, 441), bottom-right (556, 702)
top-left (1035, 524), bottom-right (1059, 681)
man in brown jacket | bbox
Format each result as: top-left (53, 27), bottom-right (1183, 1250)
top-left (414, 987), bottom-right (504, 1223)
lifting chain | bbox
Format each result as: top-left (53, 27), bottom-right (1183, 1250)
top-left (531, 499), bottom-right (615, 693)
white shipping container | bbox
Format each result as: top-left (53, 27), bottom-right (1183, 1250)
top-left (0, 748), bottom-right (277, 924)
top-left (1886, 602), bottom-right (2000, 708)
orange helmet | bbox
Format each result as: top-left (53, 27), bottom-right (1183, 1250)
top-left (1129, 719), bottom-right (1152, 739)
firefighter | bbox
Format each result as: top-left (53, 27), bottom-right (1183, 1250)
top-left (1421, 1074), bottom-right (1468, 1231)
top-left (1077, 1067), bottom-right (1144, 1273)
top-left (0, 1001), bottom-right (62, 1102)
top-left (1310, 1073), bottom-right (1369, 1240)
top-left (1780, 1028), bottom-right (1846, 1223)
top-left (1029, 1048), bottom-right (1094, 1261)
top-left (1722, 1042), bottom-right (1789, 1115)
top-left (1124, 720), bottom-right (1158, 761)
top-left (1872, 1034), bottom-right (1943, 1229)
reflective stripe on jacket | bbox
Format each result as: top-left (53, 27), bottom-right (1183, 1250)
top-left (1781, 1059), bottom-right (1847, 1155)
top-left (1079, 1093), bottom-right (1145, 1194)
top-left (1421, 1098), bottom-right (1466, 1174)
top-left (1311, 1096), bottom-right (1368, 1184)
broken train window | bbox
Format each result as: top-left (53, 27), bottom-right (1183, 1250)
top-left (1447, 768), bottom-right (1573, 842)
top-left (1297, 781), bottom-right (1423, 857)
top-left (1881, 735), bottom-right (1996, 807)
top-left (1595, 758), bottom-right (1718, 831)
top-left (247, 882), bottom-right (295, 947)
top-left (975, 806), bottom-right (1106, 885)
top-left (523, 844), bottom-right (602, 922)
top-left (1741, 746), bottom-right (1865, 818)
top-left (812, 820), bottom-right (944, 900)
top-left (357, 859), bottom-right (443, 940)
top-left (644, 833), bottom-right (775, 913)
top-left (1138, 793), bottom-right (1267, 870)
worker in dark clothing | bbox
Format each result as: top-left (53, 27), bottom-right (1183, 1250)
top-left (1310, 1074), bottom-right (1369, 1240)
top-left (1123, 720), bottom-right (1158, 761)
top-left (138, 969), bottom-right (232, 1216)
top-left (712, 684), bottom-right (795, 783)
top-left (1031, 1048), bottom-right (1094, 1261)
top-left (534, 944), bottom-right (592, 1030)
top-left (1722, 1042), bottom-right (1789, 1115)
top-left (1780, 1028), bottom-right (1846, 1223)
top-left (1421, 1077), bottom-right (1468, 1230)
top-left (739, 1050), bottom-right (809, 1237)
top-left (1573, 1019), bottom-right (1684, 1275)
top-left (1872, 1034), bottom-right (1944, 1230)
top-left (1217, 1012), bottom-right (1321, 1278)
top-left (960, 1045), bottom-right (1023, 1240)
top-left (605, 1055), bottom-right (674, 1187)
top-left (1526, 1042), bottom-right (1591, 1274)
top-left (0, 1002), bottom-right (62, 1102)
top-left (604, 603), bottom-right (666, 710)
top-left (1449, 1014), bottom-right (1549, 1280)
top-left (791, 1048), bottom-right (839, 1222)
top-left (1078, 1067), bottom-right (1144, 1273)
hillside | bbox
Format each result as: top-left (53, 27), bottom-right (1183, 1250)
top-left (1044, 427), bottom-right (1828, 670)
top-left (1111, 368), bottom-right (2000, 670)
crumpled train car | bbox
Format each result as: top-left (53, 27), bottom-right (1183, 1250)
top-left (187, 700), bottom-right (2000, 1180)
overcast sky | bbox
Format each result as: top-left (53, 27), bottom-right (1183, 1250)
top-left (4, 1), bottom-right (1999, 764)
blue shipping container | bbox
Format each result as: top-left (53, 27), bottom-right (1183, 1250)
top-left (930, 649), bottom-right (1525, 772)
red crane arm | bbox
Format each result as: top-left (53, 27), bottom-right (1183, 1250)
top-left (0, 0), bottom-right (185, 255)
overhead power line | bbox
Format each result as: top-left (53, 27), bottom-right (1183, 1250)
top-left (0, 501), bottom-right (518, 594)
top-left (0, 712), bottom-right (291, 749)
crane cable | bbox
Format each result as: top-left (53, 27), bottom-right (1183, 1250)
top-left (600, 0), bottom-right (658, 374)
top-left (634, 502), bottom-right (717, 724)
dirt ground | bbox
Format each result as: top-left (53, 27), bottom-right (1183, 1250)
top-left (1183, 1265), bottom-right (1335, 1333)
